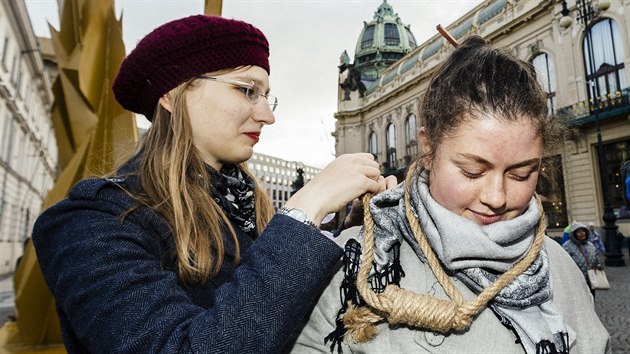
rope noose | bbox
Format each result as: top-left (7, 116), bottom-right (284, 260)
top-left (346, 162), bottom-right (547, 343)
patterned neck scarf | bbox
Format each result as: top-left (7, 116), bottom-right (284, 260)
top-left (354, 171), bottom-right (570, 353)
top-left (206, 164), bottom-right (257, 237)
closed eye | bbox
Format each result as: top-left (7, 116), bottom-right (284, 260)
top-left (509, 173), bottom-right (531, 181)
top-left (509, 165), bottom-right (539, 182)
top-left (461, 169), bottom-right (483, 179)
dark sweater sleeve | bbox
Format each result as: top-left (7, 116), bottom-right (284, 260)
top-left (32, 185), bottom-right (343, 354)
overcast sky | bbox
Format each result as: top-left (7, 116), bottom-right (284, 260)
top-left (25, 0), bottom-right (481, 168)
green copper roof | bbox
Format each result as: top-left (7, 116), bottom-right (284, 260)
top-left (353, 0), bottom-right (417, 82)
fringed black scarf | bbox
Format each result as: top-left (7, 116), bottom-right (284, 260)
top-left (207, 164), bottom-right (256, 237)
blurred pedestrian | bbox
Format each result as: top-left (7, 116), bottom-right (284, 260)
top-left (563, 222), bottom-right (602, 298)
top-left (588, 221), bottom-right (606, 263)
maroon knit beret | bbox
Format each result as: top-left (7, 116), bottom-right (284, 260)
top-left (112, 15), bottom-right (270, 119)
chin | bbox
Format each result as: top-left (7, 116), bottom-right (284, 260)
top-left (232, 150), bottom-right (254, 164)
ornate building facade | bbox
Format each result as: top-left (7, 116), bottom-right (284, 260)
top-left (0, 0), bottom-right (56, 273)
top-left (335, 0), bottom-right (630, 235)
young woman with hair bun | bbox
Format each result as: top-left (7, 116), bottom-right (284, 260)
top-left (291, 36), bottom-right (609, 354)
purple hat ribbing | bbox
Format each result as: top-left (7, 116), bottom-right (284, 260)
top-left (112, 15), bottom-right (270, 119)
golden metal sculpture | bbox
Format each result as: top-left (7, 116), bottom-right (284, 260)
top-left (0, 0), bottom-right (137, 351)
top-left (205, 0), bottom-right (223, 16)
top-left (0, 1), bottom-right (224, 351)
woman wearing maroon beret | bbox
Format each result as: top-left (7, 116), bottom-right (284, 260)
top-left (32, 15), bottom-right (389, 353)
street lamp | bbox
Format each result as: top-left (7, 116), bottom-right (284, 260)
top-left (560, 0), bottom-right (625, 266)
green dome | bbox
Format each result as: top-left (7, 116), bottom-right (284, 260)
top-left (354, 0), bottom-right (417, 83)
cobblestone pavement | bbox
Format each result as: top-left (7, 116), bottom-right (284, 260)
top-left (594, 251), bottom-right (630, 354)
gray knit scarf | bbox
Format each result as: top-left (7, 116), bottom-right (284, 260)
top-left (362, 171), bottom-right (571, 354)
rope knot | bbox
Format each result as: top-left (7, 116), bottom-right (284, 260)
top-left (382, 285), bottom-right (473, 333)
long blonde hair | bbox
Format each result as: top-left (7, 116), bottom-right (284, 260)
top-left (129, 76), bottom-right (273, 286)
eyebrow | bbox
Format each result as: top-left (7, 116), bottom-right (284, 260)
top-left (233, 76), bottom-right (269, 92)
top-left (455, 153), bottom-right (541, 170)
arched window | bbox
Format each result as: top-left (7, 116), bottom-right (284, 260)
top-left (532, 53), bottom-right (556, 115)
top-left (386, 123), bottom-right (396, 166)
top-left (406, 28), bottom-right (417, 48)
top-left (368, 131), bottom-right (378, 160)
top-left (361, 25), bottom-right (375, 49)
top-left (404, 114), bottom-right (418, 159)
top-left (384, 23), bottom-right (400, 46)
top-left (583, 19), bottom-right (627, 100)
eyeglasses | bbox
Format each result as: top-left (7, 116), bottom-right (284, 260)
top-left (197, 75), bottom-right (278, 112)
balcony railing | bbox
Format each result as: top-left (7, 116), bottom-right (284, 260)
top-left (558, 87), bottom-right (630, 125)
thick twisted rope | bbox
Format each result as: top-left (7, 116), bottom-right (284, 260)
top-left (346, 163), bottom-right (547, 342)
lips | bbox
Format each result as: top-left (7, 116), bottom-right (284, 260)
top-left (470, 210), bottom-right (502, 225)
top-left (244, 132), bottom-right (260, 142)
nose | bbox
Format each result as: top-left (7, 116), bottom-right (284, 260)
top-left (252, 101), bottom-right (276, 125)
top-left (480, 175), bottom-right (507, 211)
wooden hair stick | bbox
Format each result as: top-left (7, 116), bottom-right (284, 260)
top-left (436, 24), bottom-right (459, 48)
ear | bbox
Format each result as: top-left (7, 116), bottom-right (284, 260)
top-left (418, 127), bottom-right (432, 170)
top-left (158, 94), bottom-right (173, 113)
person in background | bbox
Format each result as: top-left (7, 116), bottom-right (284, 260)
top-left (289, 36), bottom-right (609, 354)
top-left (32, 15), bottom-right (390, 353)
top-left (588, 221), bottom-right (606, 263)
top-left (561, 221), bottom-right (574, 244)
top-left (563, 222), bottom-right (602, 298)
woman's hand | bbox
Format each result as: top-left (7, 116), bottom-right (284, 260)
top-left (284, 153), bottom-right (382, 226)
top-left (342, 175), bottom-right (398, 229)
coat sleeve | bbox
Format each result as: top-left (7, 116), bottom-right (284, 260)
top-left (287, 227), bottom-right (361, 353)
top-left (32, 185), bottom-right (343, 354)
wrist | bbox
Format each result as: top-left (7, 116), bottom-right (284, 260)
top-left (284, 193), bottom-right (328, 226)
top-left (277, 207), bottom-right (320, 229)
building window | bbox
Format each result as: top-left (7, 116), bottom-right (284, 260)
top-left (1, 114), bottom-right (14, 162)
top-left (536, 155), bottom-right (568, 228)
top-left (384, 23), bottom-right (400, 46)
top-left (15, 65), bottom-right (22, 97)
top-left (386, 123), bottom-right (396, 166)
top-left (368, 131), bottom-right (378, 160)
top-left (361, 25), bottom-right (375, 49)
top-left (404, 114), bottom-right (417, 160)
top-left (531, 52), bottom-right (556, 115)
top-left (10, 55), bottom-right (17, 84)
top-left (602, 139), bottom-right (630, 217)
top-left (583, 19), bottom-right (627, 100)
top-left (1, 37), bottom-right (8, 69)
top-left (406, 28), bottom-right (417, 48)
